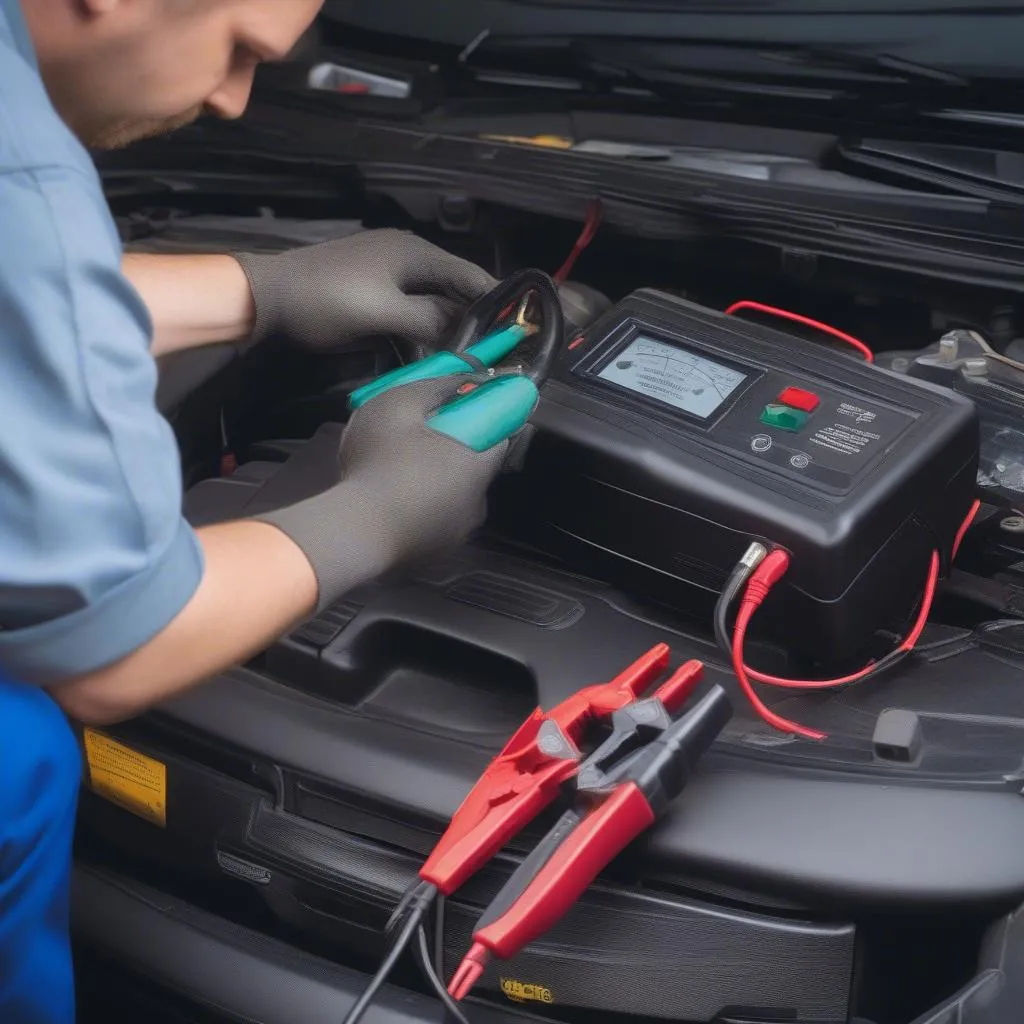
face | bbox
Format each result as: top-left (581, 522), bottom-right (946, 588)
top-left (29, 0), bottom-right (324, 150)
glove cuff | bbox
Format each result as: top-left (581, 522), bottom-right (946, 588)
top-left (250, 483), bottom-right (392, 612)
top-left (233, 251), bottom-right (282, 351)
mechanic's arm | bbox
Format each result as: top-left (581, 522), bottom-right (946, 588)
top-left (53, 521), bottom-right (315, 722)
top-left (49, 378), bottom-right (502, 724)
top-left (123, 253), bottom-right (256, 356)
top-left (126, 230), bottom-right (496, 358)
top-left (0, 172), bottom-right (500, 722)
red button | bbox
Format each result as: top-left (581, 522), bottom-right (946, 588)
top-left (778, 387), bottom-right (820, 413)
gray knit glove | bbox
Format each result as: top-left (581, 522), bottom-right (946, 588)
top-left (234, 229), bottom-right (496, 354)
top-left (252, 376), bottom-right (508, 611)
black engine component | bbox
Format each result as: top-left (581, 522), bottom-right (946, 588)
top-left (878, 329), bottom-right (1024, 509)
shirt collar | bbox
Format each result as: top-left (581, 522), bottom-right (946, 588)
top-left (2, 0), bottom-right (39, 68)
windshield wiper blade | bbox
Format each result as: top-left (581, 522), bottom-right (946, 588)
top-left (463, 33), bottom-right (970, 111)
top-left (765, 46), bottom-right (970, 87)
top-left (838, 138), bottom-right (1024, 205)
top-left (465, 35), bottom-right (855, 105)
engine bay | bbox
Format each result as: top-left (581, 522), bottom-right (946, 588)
top-left (76, 174), bottom-right (1024, 1024)
top-left (113, 188), bottom-right (1024, 762)
top-left (69, 15), bottom-right (1024, 1020)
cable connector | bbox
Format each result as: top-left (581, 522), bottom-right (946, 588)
top-left (742, 549), bottom-right (791, 611)
top-left (739, 542), bottom-right (769, 574)
top-left (449, 942), bottom-right (491, 1000)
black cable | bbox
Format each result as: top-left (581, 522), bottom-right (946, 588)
top-left (415, 922), bottom-right (472, 1024)
top-left (714, 562), bottom-right (750, 662)
top-left (386, 880), bottom-right (433, 942)
top-left (343, 885), bottom-right (435, 1024)
top-left (433, 893), bottom-right (447, 980)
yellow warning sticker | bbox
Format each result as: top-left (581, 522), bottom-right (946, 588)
top-left (83, 729), bottom-right (166, 828)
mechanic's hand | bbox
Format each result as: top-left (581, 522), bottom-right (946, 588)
top-left (234, 229), bottom-right (496, 354)
top-left (252, 376), bottom-right (508, 610)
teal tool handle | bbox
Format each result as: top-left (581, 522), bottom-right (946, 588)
top-left (349, 351), bottom-right (471, 410)
top-left (464, 323), bottom-right (531, 367)
top-left (426, 376), bottom-right (540, 452)
top-left (348, 325), bottom-right (530, 411)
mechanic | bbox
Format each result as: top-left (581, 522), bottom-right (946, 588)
top-left (0, 2), bottom-right (508, 1021)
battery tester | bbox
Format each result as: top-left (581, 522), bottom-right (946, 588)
top-left (522, 289), bottom-right (979, 687)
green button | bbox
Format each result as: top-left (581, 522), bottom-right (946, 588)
top-left (760, 403), bottom-right (808, 432)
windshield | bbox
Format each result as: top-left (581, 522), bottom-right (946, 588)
top-left (322, 0), bottom-right (1024, 82)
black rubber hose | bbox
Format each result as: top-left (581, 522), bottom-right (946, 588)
top-left (450, 268), bottom-right (565, 386)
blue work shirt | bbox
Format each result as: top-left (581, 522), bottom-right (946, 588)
top-left (0, 0), bottom-right (205, 683)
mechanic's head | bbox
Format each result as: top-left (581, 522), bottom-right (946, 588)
top-left (22, 0), bottom-right (323, 150)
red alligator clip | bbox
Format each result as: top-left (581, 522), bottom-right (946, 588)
top-left (418, 643), bottom-right (674, 896)
top-left (448, 667), bottom-right (729, 1002)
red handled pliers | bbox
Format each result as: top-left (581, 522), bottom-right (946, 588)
top-left (418, 643), bottom-right (705, 898)
top-left (350, 644), bottom-right (729, 1024)
top-left (446, 672), bottom-right (732, 999)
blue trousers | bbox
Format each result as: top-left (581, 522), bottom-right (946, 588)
top-left (0, 678), bottom-right (80, 1024)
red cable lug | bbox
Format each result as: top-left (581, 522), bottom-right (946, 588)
top-left (448, 943), bottom-right (491, 1001)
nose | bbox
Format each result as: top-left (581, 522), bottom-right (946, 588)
top-left (205, 69), bottom-right (256, 121)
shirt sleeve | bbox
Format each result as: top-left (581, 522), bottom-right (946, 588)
top-left (0, 164), bottom-right (205, 684)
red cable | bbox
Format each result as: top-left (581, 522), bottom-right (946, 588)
top-left (729, 550), bottom-right (825, 741)
top-left (553, 198), bottom-right (603, 283)
top-left (732, 501), bottom-right (981, 736)
top-left (725, 300), bottom-right (874, 363)
top-left (744, 552), bottom-right (940, 690)
top-left (900, 552), bottom-right (941, 651)
top-left (733, 603), bottom-right (827, 742)
top-left (952, 498), bottom-right (982, 561)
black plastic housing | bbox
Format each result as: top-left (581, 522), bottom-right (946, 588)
top-left (72, 863), bottom-right (1024, 1024)
top-left (513, 289), bottom-right (979, 665)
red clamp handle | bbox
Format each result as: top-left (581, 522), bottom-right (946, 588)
top-left (448, 784), bottom-right (656, 998)
top-left (653, 659), bottom-right (703, 716)
top-left (479, 783), bottom-right (654, 958)
top-left (419, 712), bottom-right (578, 895)
top-left (549, 643), bottom-right (671, 741)
top-left (419, 644), bottom-right (672, 895)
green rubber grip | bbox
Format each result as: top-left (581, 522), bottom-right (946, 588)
top-left (463, 323), bottom-right (531, 366)
top-left (348, 323), bottom-right (530, 412)
top-left (349, 351), bottom-right (471, 410)
top-left (426, 375), bottom-right (540, 452)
